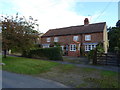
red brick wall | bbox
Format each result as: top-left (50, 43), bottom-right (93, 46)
top-left (68, 50), bottom-right (80, 57)
top-left (41, 32), bottom-right (103, 56)
top-left (41, 32), bottom-right (103, 44)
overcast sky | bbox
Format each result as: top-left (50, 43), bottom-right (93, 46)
top-left (0, 0), bottom-right (119, 33)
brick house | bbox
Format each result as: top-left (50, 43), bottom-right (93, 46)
top-left (41, 18), bottom-right (109, 57)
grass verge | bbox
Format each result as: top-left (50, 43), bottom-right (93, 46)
top-left (2, 56), bottom-right (60, 74)
top-left (2, 56), bottom-right (119, 88)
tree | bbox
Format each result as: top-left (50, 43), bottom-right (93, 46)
top-left (1, 14), bottom-right (39, 58)
top-left (108, 26), bottom-right (120, 52)
top-left (116, 20), bottom-right (120, 27)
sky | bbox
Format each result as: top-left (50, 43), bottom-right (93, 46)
top-left (0, 0), bottom-right (119, 33)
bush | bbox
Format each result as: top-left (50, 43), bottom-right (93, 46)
top-left (22, 47), bottom-right (63, 61)
top-left (87, 43), bottom-right (104, 60)
top-left (87, 49), bottom-right (95, 60)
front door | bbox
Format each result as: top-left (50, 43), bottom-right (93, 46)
top-left (64, 45), bottom-right (69, 56)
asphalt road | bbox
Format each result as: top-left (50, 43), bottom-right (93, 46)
top-left (2, 71), bottom-right (68, 88)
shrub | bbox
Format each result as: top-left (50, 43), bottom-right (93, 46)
top-left (87, 49), bottom-right (95, 60)
top-left (22, 47), bottom-right (63, 61)
top-left (87, 43), bottom-right (104, 60)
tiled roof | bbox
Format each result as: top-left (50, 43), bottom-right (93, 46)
top-left (42, 22), bottom-right (106, 37)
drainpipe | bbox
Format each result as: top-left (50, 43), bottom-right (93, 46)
top-left (80, 34), bottom-right (83, 56)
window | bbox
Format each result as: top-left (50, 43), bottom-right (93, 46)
top-left (73, 36), bottom-right (78, 41)
top-left (54, 37), bottom-right (58, 42)
top-left (42, 44), bottom-right (50, 48)
top-left (85, 35), bottom-right (91, 41)
top-left (85, 44), bottom-right (96, 51)
top-left (70, 44), bottom-right (76, 51)
top-left (47, 38), bottom-right (50, 42)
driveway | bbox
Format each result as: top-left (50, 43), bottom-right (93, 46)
top-left (2, 71), bottom-right (68, 88)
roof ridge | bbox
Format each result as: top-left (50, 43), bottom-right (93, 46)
top-left (49, 22), bottom-right (106, 31)
top-left (42, 22), bottom-right (106, 37)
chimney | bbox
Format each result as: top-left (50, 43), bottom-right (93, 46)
top-left (84, 18), bottom-right (89, 25)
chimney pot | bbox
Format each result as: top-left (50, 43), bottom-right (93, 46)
top-left (84, 18), bottom-right (89, 25)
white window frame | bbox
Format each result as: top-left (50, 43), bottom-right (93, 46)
top-left (70, 44), bottom-right (76, 51)
top-left (85, 44), bottom-right (96, 51)
top-left (85, 35), bottom-right (91, 41)
top-left (47, 38), bottom-right (51, 42)
top-left (54, 37), bottom-right (59, 42)
top-left (73, 36), bottom-right (78, 41)
top-left (42, 44), bottom-right (50, 48)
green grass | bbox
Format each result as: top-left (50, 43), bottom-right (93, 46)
top-left (2, 56), bottom-right (60, 74)
top-left (81, 67), bottom-right (97, 72)
top-left (84, 77), bottom-right (119, 88)
top-left (58, 64), bottom-right (75, 72)
top-left (100, 70), bottom-right (119, 77)
top-left (2, 56), bottom-right (119, 88)
top-left (76, 83), bottom-right (88, 88)
top-left (84, 70), bottom-right (119, 88)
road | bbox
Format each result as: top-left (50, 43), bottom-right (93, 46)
top-left (2, 71), bottom-right (68, 88)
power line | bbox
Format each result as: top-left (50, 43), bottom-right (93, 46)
top-left (93, 0), bottom-right (114, 23)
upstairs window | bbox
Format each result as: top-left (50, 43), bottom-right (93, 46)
top-left (73, 36), bottom-right (78, 41)
top-left (47, 38), bottom-right (51, 42)
top-left (70, 44), bottom-right (76, 51)
top-left (85, 35), bottom-right (91, 41)
top-left (54, 37), bottom-right (58, 42)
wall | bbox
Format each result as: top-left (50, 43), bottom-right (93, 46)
top-left (103, 24), bottom-right (109, 53)
top-left (41, 32), bottom-right (103, 45)
top-left (41, 32), bottom-right (103, 56)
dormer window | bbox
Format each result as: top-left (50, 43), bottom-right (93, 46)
top-left (54, 37), bottom-right (58, 42)
top-left (73, 36), bottom-right (78, 41)
top-left (85, 35), bottom-right (91, 41)
top-left (47, 38), bottom-right (51, 42)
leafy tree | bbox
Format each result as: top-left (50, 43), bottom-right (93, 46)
top-left (108, 27), bottom-right (120, 52)
top-left (116, 20), bottom-right (120, 27)
top-left (1, 14), bottom-right (39, 58)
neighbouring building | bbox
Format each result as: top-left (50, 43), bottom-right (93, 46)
top-left (41, 18), bottom-right (109, 57)
top-left (35, 33), bottom-right (44, 45)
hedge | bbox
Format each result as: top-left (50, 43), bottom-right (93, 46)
top-left (22, 47), bottom-right (63, 61)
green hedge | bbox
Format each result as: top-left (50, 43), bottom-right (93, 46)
top-left (22, 47), bottom-right (63, 61)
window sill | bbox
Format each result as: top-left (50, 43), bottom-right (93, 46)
top-left (70, 50), bottom-right (76, 51)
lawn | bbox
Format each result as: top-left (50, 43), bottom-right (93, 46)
top-left (2, 56), bottom-right (119, 88)
top-left (2, 56), bottom-right (60, 74)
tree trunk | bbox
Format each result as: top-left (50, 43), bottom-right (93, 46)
top-left (3, 49), bottom-right (7, 58)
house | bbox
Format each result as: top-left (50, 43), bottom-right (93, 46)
top-left (41, 18), bottom-right (109, 57)
top-left (35, 33), bottom-right (44, 45)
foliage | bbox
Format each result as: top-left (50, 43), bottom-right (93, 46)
top-left (2, 56), bottom-right (60, 74)
top-left (87, 50), bottom-right (94, 60)
top-left (108, 27), bottom-right (120, 52)
top-left (116, 20), bottom-right (120, 27)
top-left (53, 42), bottom-right (61, 47)
top-left (96, 42), bottom-right (104, 54)
top-left (1, 13), bottom-right (39, 57)
top-left (23, 47), bottom-right (63, 60)
top-left (87, 43), bottom-right (104, 60)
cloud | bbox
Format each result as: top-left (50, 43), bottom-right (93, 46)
top-left (1, 0), bottom-right (106, 33)
top-left (3, 0), bottom-right (85, 32)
